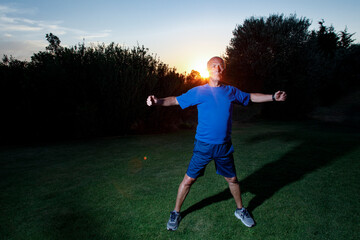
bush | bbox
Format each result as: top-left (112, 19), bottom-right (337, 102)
top-left (0, 38), bottom-right (193, 143)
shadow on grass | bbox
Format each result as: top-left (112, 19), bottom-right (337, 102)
top-left (182, 188), bottom-right (232, 218)
top-left (48, 202), bottom-right (104, 240)
top-left (182, 123), bottom-right (359, 218)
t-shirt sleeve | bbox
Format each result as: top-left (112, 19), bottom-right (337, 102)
top-left (233, 87), bottom-right (250, 106)
top-left (176, 87), bottom-right (201, 109)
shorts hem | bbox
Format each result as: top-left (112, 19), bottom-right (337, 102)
top-left (186, 171), bottom-right (202, 179)
top-left (216, 171), bottom-right (236, 178)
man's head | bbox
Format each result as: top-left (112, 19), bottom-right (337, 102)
top-left (207, 56), bottom-right (225, 81)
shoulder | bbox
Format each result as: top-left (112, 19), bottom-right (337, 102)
top-left (188, 84), bottom-right (209, 92)
top-left (222, 84), bottom-right (250, 102)
top-left (220, 84), bottom-right (240, 92)
top-left (196, 84), bottom-right (209, 89)
top-left (179, 84), bottom-right (207, 98)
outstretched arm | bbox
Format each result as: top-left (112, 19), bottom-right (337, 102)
top-left (250, 91), bottom-right (287, 103)
top-left (147, 95), bottom-right (179, 106)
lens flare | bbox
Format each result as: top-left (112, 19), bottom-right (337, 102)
top-left (128, 157), bottom-right (143, 174)
top-left (192, 58), bottom-right (209, 78)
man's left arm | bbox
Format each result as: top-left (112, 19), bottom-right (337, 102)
top-left (250, 91), bottom-right (287, 103)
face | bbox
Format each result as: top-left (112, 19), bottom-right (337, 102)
top-left (207, 57), bottom-right (225, 81)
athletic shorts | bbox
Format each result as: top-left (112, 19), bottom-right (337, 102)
top-left (186, 139), bottom-right (236, 179)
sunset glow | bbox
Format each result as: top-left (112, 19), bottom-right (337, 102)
top-left (191, 58), bottom-right (210, 78)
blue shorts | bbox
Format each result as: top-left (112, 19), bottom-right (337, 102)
top-left (186, 140), bottom-right (236, 179)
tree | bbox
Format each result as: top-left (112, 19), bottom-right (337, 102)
top-left (226, 15), bottom-right (359, 119)
top-left (315, 20), bottom-right (339, 57)
top-left (46, 33), bottom-right (63, 53)
top-left (225, 14), bottom-right (311, 92)
top-left (338, 27), bottom-right (355, 49)
top-left (306, 22), bottom-right (357, 106)
top-left (185, 70), bottom-right (204, 88)
top-left (225, 14), bottom-right (313, 118)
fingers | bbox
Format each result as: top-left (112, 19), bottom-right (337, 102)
top-left (146, 95), bottom-right (156, 106)
top-left (275, 91), bottom-right (287, 101)
top-left (279, 91), bottom-right (287, 101)
top-left (146, 95), bottom-right (153, 106)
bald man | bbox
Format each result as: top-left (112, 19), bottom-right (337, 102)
top-left (147, 56), bottom-right (287, 231)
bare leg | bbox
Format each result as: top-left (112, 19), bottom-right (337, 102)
top-left (174, 174), bottom-right (197, 212)
top-left (225, 176), bottom-right (243, 209)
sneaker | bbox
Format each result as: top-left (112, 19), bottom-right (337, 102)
top-left (167, 211), bottom-right (182, 231)
top-left (235, 208), bottom-right (255, 227)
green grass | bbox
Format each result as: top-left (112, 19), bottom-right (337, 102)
top-left (0, 121), bottom-right (359, 240)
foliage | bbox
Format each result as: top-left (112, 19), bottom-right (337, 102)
top-left (225, 14), bottom-right (359, 118)
top-left (338, 27), bottom-right (355, 49)
top-left (185, 70), bottom-right (204, 88)
top-left (315, 20), bottom-right (339, 57)
top-left (45, 33), bottom-right (63, 53)
top-left (1, 13), bottom-right (359, 142)
top-left (0, 35), bottom-right (193, 142)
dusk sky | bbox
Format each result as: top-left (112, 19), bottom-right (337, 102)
top-left (1, 0), bottom-right (359, 75)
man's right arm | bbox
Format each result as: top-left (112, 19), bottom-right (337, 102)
top-left (147, 95), bottom-right (179, 106)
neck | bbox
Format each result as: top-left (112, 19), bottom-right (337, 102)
top-left (208, 78), bottom-right (221, 87)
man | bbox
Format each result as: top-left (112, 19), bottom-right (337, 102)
top-left (146, 56), bottom-right (287, 231)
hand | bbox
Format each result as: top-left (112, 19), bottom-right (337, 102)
top-left (147, 95), bottom-right (158, 106)
top-left (274, 91), bottom-right (287, 101)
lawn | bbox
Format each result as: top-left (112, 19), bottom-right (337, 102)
top-left (0, 121), bottom-right (359, 240)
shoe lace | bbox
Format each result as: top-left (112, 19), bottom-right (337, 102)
top-left (240, 209), bottom-right (250, 218)
top-left (170, 211), bottom-right (178, 221)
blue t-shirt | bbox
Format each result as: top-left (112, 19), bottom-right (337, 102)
top-left (176, 84), bottom-right (250, 144)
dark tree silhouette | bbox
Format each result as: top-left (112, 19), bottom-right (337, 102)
top-left (225, 14), bottom-right (359, 118)
top-left (338, 27), bottom-right (355, 49)
top-left (0, 16), bottom-right (359, 144)
top-left (46, 33), bottom-right (63, 53)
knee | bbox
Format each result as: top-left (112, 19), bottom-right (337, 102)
top-left (224, 176), bottom-right (238, 185)
top-left (182, 174), bottom-right (197, 186)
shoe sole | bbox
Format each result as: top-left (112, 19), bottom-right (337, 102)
top-left (234, 212), bottom-right (255, 227)
top-left (167, 216), bottom-right (181, 231)
top-left (167, 222), bottom-right (180, 231)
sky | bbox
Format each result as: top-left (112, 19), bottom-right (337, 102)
top-left (1, 0), bottom-right (359, 75)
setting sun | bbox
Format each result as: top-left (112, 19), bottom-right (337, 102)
top-left (191, 59), bottom-right (209, 78)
